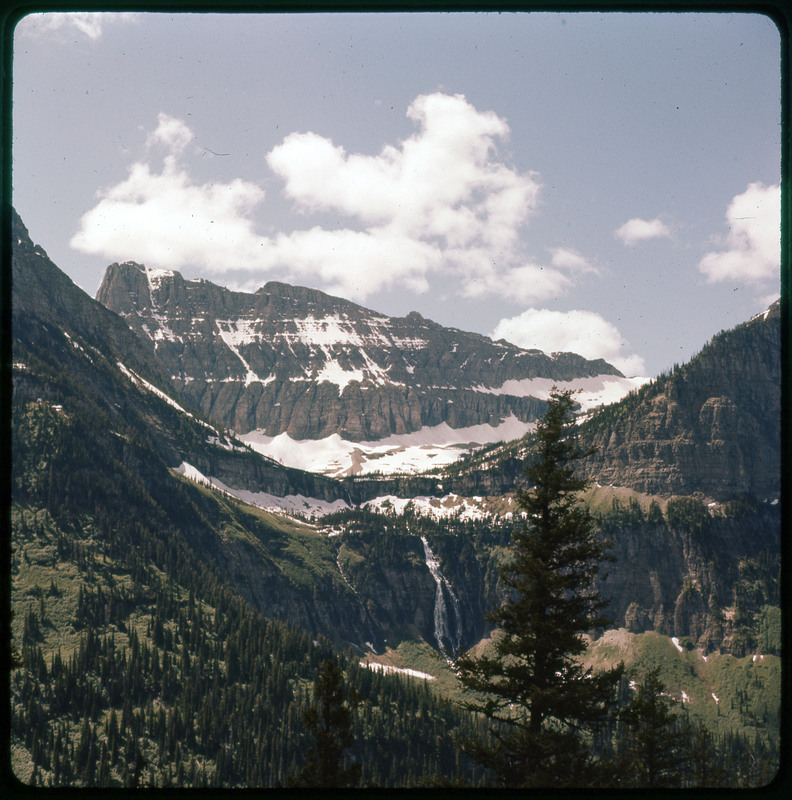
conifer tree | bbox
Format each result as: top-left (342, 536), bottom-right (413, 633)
top-left (287, 659), bottom-right (361, 788)
top-left (455, 388), bottom-right (622, 787)
top-left (616, 667), bottom-right (694, 787)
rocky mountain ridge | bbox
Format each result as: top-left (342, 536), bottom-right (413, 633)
top-left (443, 300), bottom-right (782, 504)
top-left (576, 302), bottom-right (781, 501)
top-left (96, 261), bottom-right (632, 443)
top-left (10, 209), bottom-right (345, 508)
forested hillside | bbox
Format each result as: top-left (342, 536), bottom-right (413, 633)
top-left (9, 402), bottom-right (491, 787)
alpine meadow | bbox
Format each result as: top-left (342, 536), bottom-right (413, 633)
top-left (6, 8), bottom-right (784, 792)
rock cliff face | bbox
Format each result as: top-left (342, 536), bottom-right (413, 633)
top-left (596, 506), bottom-right (779, 655)
top-left (577, 302), bottom-right (781, 501)
top-left (96, 261), bottom-right (622, 441)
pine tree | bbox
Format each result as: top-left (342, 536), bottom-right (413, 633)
top-left (455, 388), bottom-right (623, 787)
top-left (616, 667), bottom-right (693, 787)
top-left (287, 659), bottom-right (361, 788)
top-left (687, 723), bottom-right (728, 787)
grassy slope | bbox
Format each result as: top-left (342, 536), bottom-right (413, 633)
top-left (361, 625), bottom-right (780, 750)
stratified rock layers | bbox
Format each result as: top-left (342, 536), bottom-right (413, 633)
top-left (97, 262), bottom-right (622, 441)
top-left (579, 302), bottom-right (781, 500)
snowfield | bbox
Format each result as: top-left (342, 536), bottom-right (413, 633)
top-left (174, 462), bottom-right (350, 518)
top-left (239, 415), bottom-right (537, 477)
top-left (363, 493), bottom-right (493, 522)
top-left (475, 374), bottom-right (649, 411)
top-left (236, 375), bottom-right (647, 477)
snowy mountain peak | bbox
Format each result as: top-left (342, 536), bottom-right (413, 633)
top-left (96, 262), bottom-right (638, 472)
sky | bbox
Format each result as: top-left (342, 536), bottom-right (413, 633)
top-left (11, 10), bottom-right (782, 378)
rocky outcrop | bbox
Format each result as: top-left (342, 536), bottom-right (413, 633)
top-left (575, 302), bottom-right (781, 501)
top-left (596, 506), bottom-right (779, 655)
top-left (96, 261), bottom-right (622, 441)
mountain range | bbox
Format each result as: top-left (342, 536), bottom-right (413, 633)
top-left (8, 208), bottom-right (781, 786)
top-left (96, 260), bottom-right (645, 476)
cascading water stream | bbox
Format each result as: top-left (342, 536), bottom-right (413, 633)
top-left (421, 536), bottom-right (463, 657)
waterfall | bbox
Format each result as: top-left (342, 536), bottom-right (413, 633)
top-left (421, 537), bottom-right (463, 656)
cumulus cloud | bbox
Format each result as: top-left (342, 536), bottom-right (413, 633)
top-left (492, 308), bottom-right (646, 376)
top-left (146, 113), bottom-right (194, 156)
top-left (265, 92), bottom-right (546, 299)
top-left (72, 96), bottom-right (588, 303)
top-left (548, 246), bottom-right (598, 274)
top-left (614, 216), bottom-right (671, 246)
top-left (71, 118), bottom-right (269, 271)
top-left (16, 12), bottom-right (137, 41)
top-left (462, 262), bottom-right (573, 303)
top-left (267, 227), bottom-right (437, 298)
top-left (698, 182), bottom-right (780, 285)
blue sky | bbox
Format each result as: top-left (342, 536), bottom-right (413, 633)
top-left (12, 11), bottom-right (781, 378)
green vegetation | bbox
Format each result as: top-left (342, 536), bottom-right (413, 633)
top-left (584, 629), bottom-right (780, 744)
top-left (10, 495), bottom-right (493, 788)
top-left (456, 389), bottom-right (624, 787)
top-left (666, 496), bottom-right (711, 535)
top-left (616, 667), bottom-right (709, 787)
top-left (9, 398), bottom-right (492, 787)
top-left (286, 659), bottom-right (362, 788)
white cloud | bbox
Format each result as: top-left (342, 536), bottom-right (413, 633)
top-left (265, 92), bottom-right (547, 299)
top-left (16, 12), bottom-right (137, 41)
top-left (698, 182), bottom-right (780, 285)
top-left (614, 216), bottom-right (671, 246)
top-left (71, 138), bottom-right (269, 271)
top-left (548, 246), bottom-right (598, 274)
top-left (267, 227), bottom-right (437, 298)
top-left (492, 308), bottom-right (646, 376)
top-left (146, 113), bottom-right (194, 157)
top-left (71, 95), bottom-right (588, 304)
top-left (462, 262), bottom-right (572, 303)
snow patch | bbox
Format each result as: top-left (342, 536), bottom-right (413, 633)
top-left (290, 314), bottom-right (428, 351)
top-left (239, 415), bottom-right (536, 477)
top-left (148, 311), bottom-right (179, 343)
top-left (475, 374), bottom-right (649, 411)
top-left (310, 346), bottom-right (395, 392)
top-left (206, 435), bottom-right (248, 453)
top-left (363, 494), bottom-right (491, 522)
top-left (175, 462), bottom-right (349, 517)
top-left (360, 662), bottom-right (435, 681)
top-left (312, 359), bottom-right (366, 391)
top-left (63, 331), bottom-right (84, 352)
top-left (144, 265), bottom-right (175, 287)
top-left (117, 362), bottom-right (194, 417)
top-left (216, 320), bottom-right (267, 385)
top-left (671, 637), bottom-right (684, 653)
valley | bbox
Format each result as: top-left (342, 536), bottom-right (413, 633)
top-left (7, 208), bottom-right (781, 787)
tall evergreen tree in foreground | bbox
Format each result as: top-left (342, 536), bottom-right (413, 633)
top-left (287, 659), bottom-right (362, 788)
top-left (455, 388), bottom-right (623, 787)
